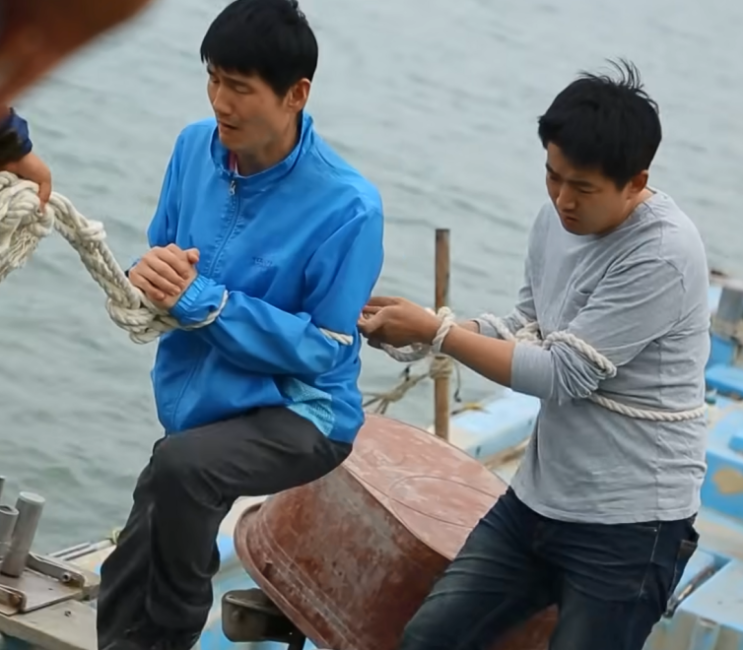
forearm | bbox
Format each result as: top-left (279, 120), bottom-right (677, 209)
top-left (440, 326), bottom-right (516, 387)
top-left (440, 323), bottom-right (613, 401)
top-left (172, 275), bottom-right (342, 376)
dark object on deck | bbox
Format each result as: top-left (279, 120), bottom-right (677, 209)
top-left (230, 413), bottom-right (557, 650)
top-left (222, 588), bottom-right (307, 650)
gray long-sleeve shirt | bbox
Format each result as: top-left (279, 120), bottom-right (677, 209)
top-left (475, 190), bottom-right (710, 524)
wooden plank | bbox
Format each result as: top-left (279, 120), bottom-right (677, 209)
top-left (0, 600), bottom-right (96, 650)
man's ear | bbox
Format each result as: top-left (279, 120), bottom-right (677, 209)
top-left (284, 78), bottom-right (311, 114)
top-left (627, 169), bottom-right (649, 197)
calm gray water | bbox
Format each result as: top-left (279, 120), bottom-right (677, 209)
top-left (3, 0), bottom-right (742, 550)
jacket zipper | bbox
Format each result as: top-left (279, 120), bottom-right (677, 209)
top-left (170, 175), bottom-right (239, 430)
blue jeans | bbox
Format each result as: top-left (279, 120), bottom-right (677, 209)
top-left (398, 487), bottom-right (699, 650)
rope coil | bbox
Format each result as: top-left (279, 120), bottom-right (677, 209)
top-left (379, 305), bottom-right (706, 423)
top-left (0, 172), bottom-right (352, 346)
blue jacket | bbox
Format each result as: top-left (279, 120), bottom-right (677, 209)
top-left (146, 112), bottom-right (384, 443)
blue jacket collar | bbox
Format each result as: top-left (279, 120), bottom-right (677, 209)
top-left (210, 111), bottom-right (314, 188)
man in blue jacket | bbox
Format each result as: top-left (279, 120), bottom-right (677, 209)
top-left (95, 1), bottom-right (385, 649)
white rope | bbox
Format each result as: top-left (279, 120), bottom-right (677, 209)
top-left (380, 306), bottom-right (706, 423)
top-left (0, 173), bottom-right (353, 346)
top-left (377, 306), bottom-right (458, 363)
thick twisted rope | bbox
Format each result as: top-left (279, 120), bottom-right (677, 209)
top-left (378, 306), bottom-right (458, 362)
top-left (381, 306), bottom-right (706, 423)
top-left (0, 173), bottom-right (352, 346)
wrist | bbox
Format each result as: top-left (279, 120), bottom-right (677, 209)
top-left (439, 324), bottom-right (464, 355)
top-left (422, 314), bottom-right (442, 345)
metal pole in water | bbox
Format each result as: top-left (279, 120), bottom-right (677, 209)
top-left (0, 505), bottom-right (18, 562)
top-left (434, 228), bottom-right (451, 440)
top-left (1, 492), bottom-right (45, 577)
top-left (0, 475), bottom-right (5, 503)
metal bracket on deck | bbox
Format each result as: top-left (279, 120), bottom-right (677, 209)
top-left (222, 588), bottom-right (307, 650)
top-left (0, 584), bottom-right (25, 611)
top-left (0, 484), bottom-right (100, 650)
top-left (0, 552), bottom-right (93, 616)
top-left (26, 553), bottom-right (87, 589)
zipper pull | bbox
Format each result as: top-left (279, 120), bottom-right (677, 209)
top-left (229, 179), bottom-right (236, 195)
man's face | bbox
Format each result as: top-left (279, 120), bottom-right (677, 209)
top-left (206, 65), bottom-right (307, 156)
top-left (544, 142), bottom-right (647, 236)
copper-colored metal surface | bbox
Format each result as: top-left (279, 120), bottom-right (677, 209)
top-left (233, 413), bottom-right (556, 650)
top-left (0, 0), bottom-right (156, 104)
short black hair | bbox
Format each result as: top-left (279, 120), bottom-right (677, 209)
top-left (200, 0), bottom-right (318, 97)
top-left (537, 59), bottom-right (662, 188)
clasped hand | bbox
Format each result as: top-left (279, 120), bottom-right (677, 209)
top-left (357, 296), bottom-right (441, 348)
top-left (5, 152), bottom-right (52, 210)
top-left (129, 244), bottom-right (200, 310)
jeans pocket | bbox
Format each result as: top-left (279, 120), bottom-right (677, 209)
top-left (669, 522), bottom-right (700, 594)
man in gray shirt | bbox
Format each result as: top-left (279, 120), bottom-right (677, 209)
top-left (359, 60), bottom-right (708, 650)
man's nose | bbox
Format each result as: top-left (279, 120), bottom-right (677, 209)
top-left (556, 186), bottom-right (577, 212)
top-left (210, 86), bottom-right (232, 117)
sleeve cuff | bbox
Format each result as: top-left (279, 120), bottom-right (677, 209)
top-left (170, 274), bottom-right (226, 325)
top-left (3, 109), bottom-right (32, 157)
top-left (510, 342), bottom-right (554, 399)
top-left (473, 317), bottom-right (496, 338)
top-left (124, 257), bottom-right (141, 278)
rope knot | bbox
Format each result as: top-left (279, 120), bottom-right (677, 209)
top-left (380, 306), bottom-right (457, 363)
top-left (429, 354), bottom-right (453, 380)
top-left (0, 174), bottom-right (250, 346)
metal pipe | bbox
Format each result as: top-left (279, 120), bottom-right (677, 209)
top-left (0, 504), bottom-right (18, 562)
top-left (0, 492), bottom-right (45, 577)
top-left (0, 475), bottom-right (5, 503)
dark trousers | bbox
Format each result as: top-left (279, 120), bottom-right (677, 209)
top-left (96, 407), bottom-right (352, 649)
top-left (399, 487), bottom-right (699, 650)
